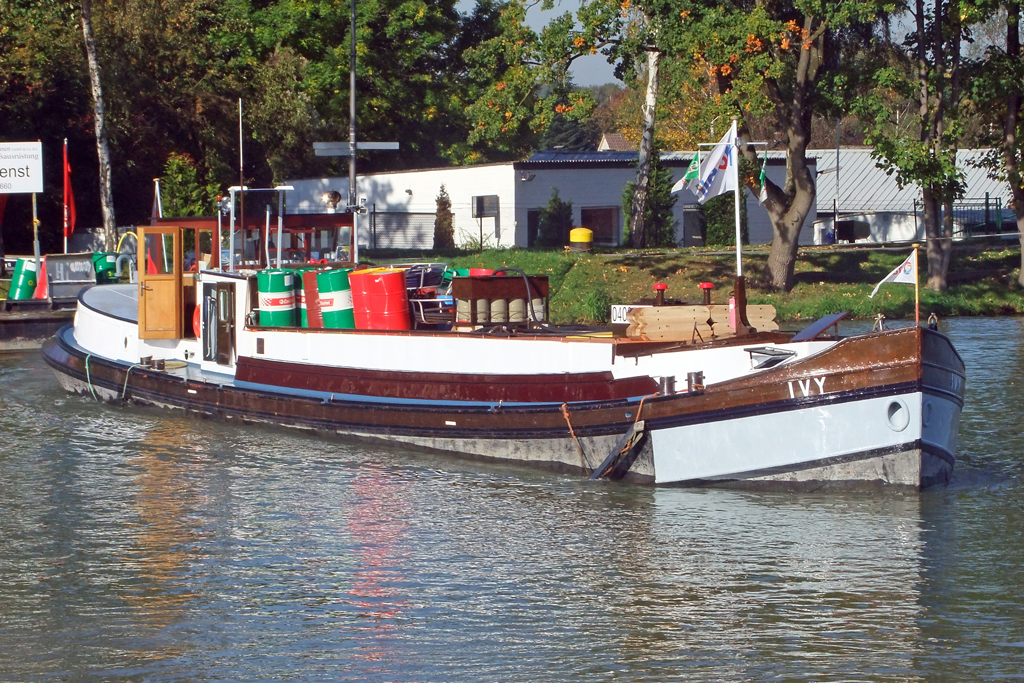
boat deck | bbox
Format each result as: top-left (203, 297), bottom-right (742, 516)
top-left (80, 284), bottom-right (139, 323)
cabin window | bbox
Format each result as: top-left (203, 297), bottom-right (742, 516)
top-left (144, 233), bottom-right (175, 274)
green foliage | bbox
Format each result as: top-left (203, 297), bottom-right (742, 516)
top-left (0, 0), bottom-right (508, 232)
top-left (536, 189), bottom-right (573, 247)
top-left (160, 153), bottom-right (218, 218)
top-left (700, 193), bottom-right (747, 247)
top-left (579, 287), bottom-right (612, 324)
top-left (621, 149), bottom-right (677, 247)
top-left (433, 185), bottom-right (455, 250)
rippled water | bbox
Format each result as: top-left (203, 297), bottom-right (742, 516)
top-left (2, 318), bottom-right (1023, 681)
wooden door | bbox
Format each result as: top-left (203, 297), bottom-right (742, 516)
top-left (138, 225), bottom-right (182, 339)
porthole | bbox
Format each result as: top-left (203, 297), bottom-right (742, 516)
top-left (886, 399), bottom-right (910, 432)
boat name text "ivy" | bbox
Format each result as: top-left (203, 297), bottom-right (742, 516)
top-left (787, 377), bottom-right (827, 399)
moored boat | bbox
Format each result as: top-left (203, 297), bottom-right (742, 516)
top-left (41, 221), bottom-right (965, 489)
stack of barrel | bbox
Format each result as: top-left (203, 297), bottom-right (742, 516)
top-left (256, 266), bottom-right (411, 330)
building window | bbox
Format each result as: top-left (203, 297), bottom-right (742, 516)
top-left (580, 207), bottom-right (619, 245)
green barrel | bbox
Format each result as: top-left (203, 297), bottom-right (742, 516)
top-left (317, 268), bottom-right (355, 329)
top-left (8, 258), bottom-right (38, 300)
top-left (291, 265), bottom-right (317, 328)
top-left (256, 269), bottom-right (297, 327)
top-left (92, 252), bottom-right (117, 284)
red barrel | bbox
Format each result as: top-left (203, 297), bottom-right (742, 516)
top-left (302, 270), bottom-right (324, 329)
top-left (469, 268), bottom-right (494, 276)
top-left (350, 268), bottom-right (411, 330)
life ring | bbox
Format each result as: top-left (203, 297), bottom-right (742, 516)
top-left (192, 305), bottom-right (202, 338)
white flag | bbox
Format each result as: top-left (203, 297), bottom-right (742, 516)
top-left (869, 250), bottom-right (917, 298)
top-left (695, 128), bottom-right (737, 204)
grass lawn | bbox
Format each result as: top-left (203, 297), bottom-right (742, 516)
top-left (365, 242), bottom-right (1024, 325)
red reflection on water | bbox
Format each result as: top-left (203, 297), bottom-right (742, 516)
top-left (344, 466), bottom-right (410, 662)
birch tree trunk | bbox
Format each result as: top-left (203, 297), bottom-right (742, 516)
top-left (80, 0), bottom-right (117, 251)
top-left (629, 49), bottom-right (660, 249)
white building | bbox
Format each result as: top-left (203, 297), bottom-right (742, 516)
top-left (285, 151), bottom-right (813, 250)
top-left (809, 148), bottom-right (1015, 243)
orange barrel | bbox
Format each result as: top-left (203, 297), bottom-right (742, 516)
top-left (317, 268), bottom-right (355, 329)
top-left (348, 269), bottom-right (372, 329)
top-left (350, 268), bottom-right (410, 330)
top-left (303, 270), bottom-right (325, 329)
top-left (33, 256), bottom-right (48, 299)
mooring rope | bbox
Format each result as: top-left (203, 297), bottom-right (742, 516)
top-left (560, 403), bottom-right (592, 473)
top-left (121, 364), bottom-right (144, 401)
top-left (84, 354), bottom-right (99, 402)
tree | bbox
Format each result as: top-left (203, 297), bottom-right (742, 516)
top-left (969, 2), bottom-right (1023, 286)
top-left (530, 0), bottom-right (666, 247)
top-left (536, 188), bottom-right (573, 247)
top-left (433, 184), bottom-right (455, 250)
top-left (858, 0), bottom-right (975, 291)
top-left (161, 154), bottom-right (218, 218)
top-left (622, 146), bottom-right (677, 247)
top-left (655, 0), bottom-right (889, 290)
top-left (80, 0), bottom-right (116, 250)
top-left (462, 1), bottom-right (581, 161)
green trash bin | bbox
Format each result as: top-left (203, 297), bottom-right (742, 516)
top-left (8, 258), bottom-right (38, 300)
top-left (93, 252), bottom-right (118, 284)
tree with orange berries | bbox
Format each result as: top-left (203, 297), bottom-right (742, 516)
top-left (654, 0), bottom-right (891, 290)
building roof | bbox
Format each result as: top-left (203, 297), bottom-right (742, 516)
top-left (519, 149), bottom-right (790, 169)
top-left (808, 148), bottom-right (1012, 213)
top-left (598, 133), bottom-right (635, 151)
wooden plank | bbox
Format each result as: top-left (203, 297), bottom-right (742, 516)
top-left (626, 304), bottom-right (777, 339)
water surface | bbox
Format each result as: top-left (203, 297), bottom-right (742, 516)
top-left (2, 317), bottom-right (1023, 681)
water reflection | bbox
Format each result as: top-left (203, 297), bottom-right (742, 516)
top-left (642, 489), bottom-right (927, 679)
top-left (344, 464), bottom-right (410, 667)
top-left (121, 424), bottom-right (204, 629)
top-left (2, 316), bottom-right (1024, 680)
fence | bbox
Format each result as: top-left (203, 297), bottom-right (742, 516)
top-left (912, 195), bottom-right (1010, 238)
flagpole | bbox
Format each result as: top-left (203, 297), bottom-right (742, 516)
top-left (63, 138), bottom-right (68, 254)
top-left (913, 242), bottom-right (920, 326)
top-left (731, 118), bottom-right (742, 278)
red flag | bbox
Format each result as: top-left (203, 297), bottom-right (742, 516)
top-left (63, 138), bottom-right (76, 239)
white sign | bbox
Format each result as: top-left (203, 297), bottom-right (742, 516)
top-left (0, 141), bottom-right (43, 194)
top-left (610, 304), bottom-right (650, 326)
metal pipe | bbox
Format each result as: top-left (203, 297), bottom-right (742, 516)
top-left (349, 0), bottom-right (358, 264)
top-left (228, 187), bottom-right (236, 272)
top-left (277, 190), bottom-right (284, 268)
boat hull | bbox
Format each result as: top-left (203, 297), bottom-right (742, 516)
top-left (42, 323), bottom-right (964, 489)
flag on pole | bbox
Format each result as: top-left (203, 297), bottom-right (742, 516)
top-left (869, 250), bottom-right (917, 298)
top-left (62, 139), bottom-right (76, 239)
top-left (695, 127), bottom-right (737, 204)
top-left (757, 155), bottom-right (768, 204)
top-left (671, 152), bottom-right (701, 193)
